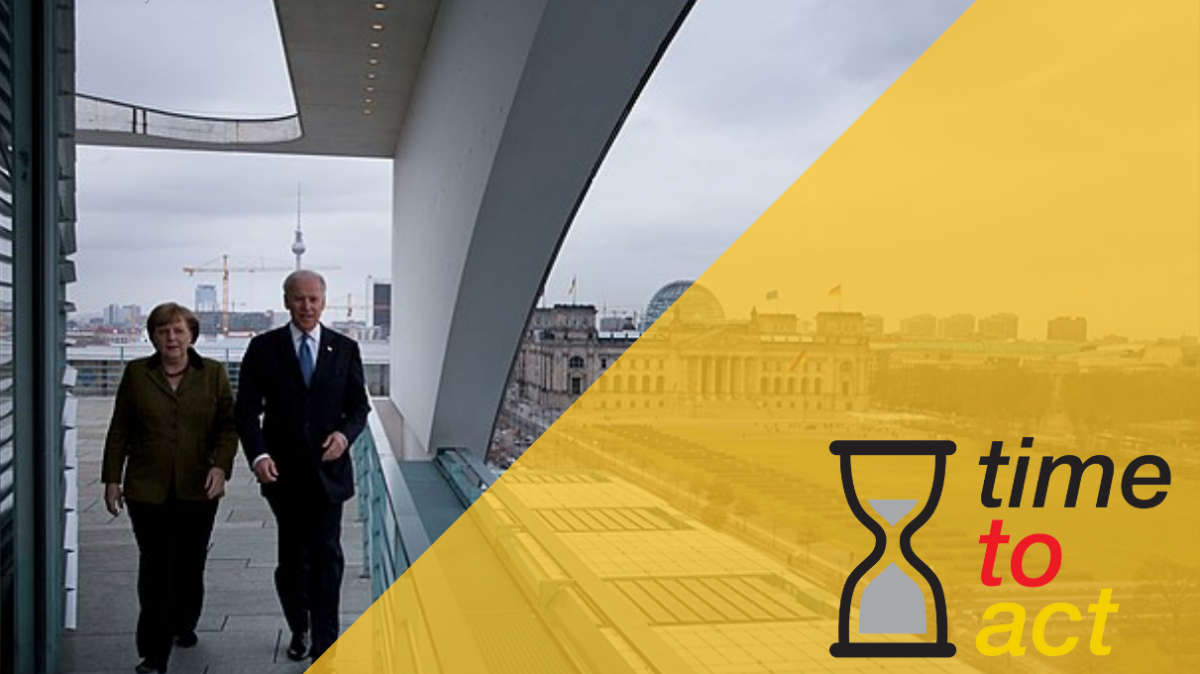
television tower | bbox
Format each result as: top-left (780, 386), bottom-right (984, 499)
top-left (291, 185), bottom-right (306, 270)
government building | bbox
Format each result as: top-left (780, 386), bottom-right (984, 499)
top-left (508, 281), bottom-right (874, 417)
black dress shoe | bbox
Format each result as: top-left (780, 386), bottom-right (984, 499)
top-left (174, 630), bottom-right (198, 648)
top-left (286, 631), bottom-right (310, 661)
top-left (134, 660), bottom-right (166, 674)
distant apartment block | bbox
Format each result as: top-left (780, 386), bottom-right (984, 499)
top-left (1047, 316), bottom-right (1087, 342)
top-left (372, 280), bottom-right (392, 339)
top-left (103, 303), bottom-right (141, 327)
top-left (196, 310), bottom-right (275, 336)
top-left (937, 313), bottom-right (975, 339)
top-left (194, 284), bottom-right (218, 312)
top-left (979, 312), bottom-right (1019, 340)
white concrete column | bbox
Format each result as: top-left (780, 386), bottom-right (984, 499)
top-left (390, 0), bottom-right (693, 454)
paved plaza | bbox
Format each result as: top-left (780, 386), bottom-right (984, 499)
top-left (61, 398), bottom-right (372, 674)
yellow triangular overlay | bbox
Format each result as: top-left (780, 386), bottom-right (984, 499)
top-left (318, 1), bottom-right (1198, 672)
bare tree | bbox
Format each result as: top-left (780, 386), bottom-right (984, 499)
top-left (732, 495), bottom-right (759, 532)
top-left (793, 517), bottom-right (825, 565)
top-left (701, 480), bottom-right (735, 529)
top-left (1137, 556), bottom-right (1200, 667)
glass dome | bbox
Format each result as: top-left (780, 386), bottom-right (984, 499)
top-left (640, 280), bottom-right (725, 331)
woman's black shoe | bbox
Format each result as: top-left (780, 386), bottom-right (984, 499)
top-left (287, 631), bottom-right (310, 661)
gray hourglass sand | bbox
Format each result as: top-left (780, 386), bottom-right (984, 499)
top-left (829, 440), bottom-right (957, 658)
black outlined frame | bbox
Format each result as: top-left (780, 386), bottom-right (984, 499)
top-left (828, 440), bottom-right (957, 658)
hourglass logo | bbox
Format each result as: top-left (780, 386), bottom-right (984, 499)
top-left (829, 440), bottom-right (958, 658)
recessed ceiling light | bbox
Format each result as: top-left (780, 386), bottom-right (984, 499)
top-left (363, 108), bottom-right (373, 115)
top-left (365, 85), bottom-right (375, 93)
top-left (372, 23), bottom-right (384, 31)
top-left (368, 58), bottom-right (379, 66)
top-left (367, 72), bottom-right (376, 79)
top-left (369, 42), bottom-right (381, 49)
top-left (364, 98), bottom-right (374, 104)
top-left (374, 3), bottom-right (386, 9)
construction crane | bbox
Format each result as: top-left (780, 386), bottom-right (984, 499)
top-left (184, 255), bottom-right (292, 335)
top-left (324, 293), bottom-right (369, 321)
top-left (184, 254), bottom-right (342, 335)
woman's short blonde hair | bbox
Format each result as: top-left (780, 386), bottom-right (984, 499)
top-left (146, 302), bottom-right (200, 344)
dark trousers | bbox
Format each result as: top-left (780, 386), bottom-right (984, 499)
top-left (267, 497), bottom-right (344, 658)
top-left (127, 493), bottom-right (219, 665)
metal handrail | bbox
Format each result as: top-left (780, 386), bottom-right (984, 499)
top-left (434, 446), bottom-right (496, 507)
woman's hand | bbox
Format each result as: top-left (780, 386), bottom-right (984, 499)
top-left (205, 467), bottom-right (227, 500)
top-left (104, 483), bottom-right (124, 516)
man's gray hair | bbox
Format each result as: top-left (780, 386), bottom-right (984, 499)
top-left (283, 269), bottom-right (327, 296)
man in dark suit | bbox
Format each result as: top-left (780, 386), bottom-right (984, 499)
top-left (235, 270), bottom-right (370, 662)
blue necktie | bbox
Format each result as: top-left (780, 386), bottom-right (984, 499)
top-left (299, 333), bottom-right (314, 386)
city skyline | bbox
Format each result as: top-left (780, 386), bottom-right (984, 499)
top-left (75, 282), bottom-right (1191, 346)
top-left (72, 1), bottom-right (976, 330)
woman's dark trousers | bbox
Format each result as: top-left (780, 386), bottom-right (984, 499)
top-left (127, 492), bottom-right (219, 666)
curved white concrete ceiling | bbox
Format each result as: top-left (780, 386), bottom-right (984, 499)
top-left (76, 0), bottom-right (440, 158)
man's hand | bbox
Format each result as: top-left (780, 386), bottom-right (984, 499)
top-left (253, 456), bottom-right (279, 483)
top-left (320, 432), bottom-right (349, 462)
top-left (104, 483), bottom-right (124, 516)
top-left (205, 467), bottom-right (227, 499)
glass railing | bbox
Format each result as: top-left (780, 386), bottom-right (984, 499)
top-left (352, 415), bottom-right (408, 600)
top-left (352, 400), bottom-right (434, 601)
top-left (75, 93), bottom-right (302, 145)
top-left (65, 352), bottom-right (389, 397)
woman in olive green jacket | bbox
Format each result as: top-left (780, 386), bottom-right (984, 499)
top-left (101, 303), bottom-right (238, 674)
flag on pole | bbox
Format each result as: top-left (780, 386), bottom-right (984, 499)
top-left (828, 284), bottom-right (842, 297)
top-left (787, 350), bottom-right (809, 372)
top-left (765, 290), bottom-right (779, 301)
top-left (567, 275), bottom-right (577, 297)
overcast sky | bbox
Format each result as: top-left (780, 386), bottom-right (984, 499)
top-left (75, 0), bottom-right (971, 324)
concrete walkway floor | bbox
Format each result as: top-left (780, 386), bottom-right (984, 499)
top-left (61, 398), bottom-right (372, 674)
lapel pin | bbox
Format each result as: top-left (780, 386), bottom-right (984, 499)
top-left (326, 345), bottom-right (333, 352)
